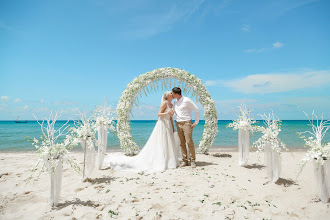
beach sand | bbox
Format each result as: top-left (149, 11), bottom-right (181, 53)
top-left (0, 149), bottom-right (329, 219)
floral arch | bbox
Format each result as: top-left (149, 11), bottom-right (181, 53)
top-left (116, 67), bottom-right (218, 155)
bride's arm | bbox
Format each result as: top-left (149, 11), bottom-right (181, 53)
top-left (158, 102), bottom-right (171, 117)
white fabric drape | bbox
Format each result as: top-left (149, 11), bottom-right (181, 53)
top-left (238, 128), bottom-right (249, 166)
top-left (97, 125), bottom-right (108, 170)
top-left (264, 142), bottom-right (281, 183)
top-left (313, 159), bottom-right (330, 203)
top-left (45, 158), bottom-right (62, 206)
top-left (80, 140), bottom-right (95, 181)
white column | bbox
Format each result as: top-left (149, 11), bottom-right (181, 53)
top-left (313, 159), bottom-right (330, 203)
top-left (264, 142), bottom-right (281, 183)
top-left (46, 157), bottom-right (62, 206)
top-left (81, 140), bottom-right (95, 181)
top-left (97, 125), bottom-right (108, 170)
top-left (238, 128), bottom-right (249, 166)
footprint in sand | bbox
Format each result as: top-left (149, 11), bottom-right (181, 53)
top-left (151, 203), bottom-right (163, 210)
top-left (94, 185), bottom-right (105, 189)
top-left (0, 173), bottom-right (9, 178)
top-left (74, 188), bottom-right (85, 193)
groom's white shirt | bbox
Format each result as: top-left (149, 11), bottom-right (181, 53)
top-left (173, 96), bottom-right (199, 124)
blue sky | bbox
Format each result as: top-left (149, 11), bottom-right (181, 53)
top-left (1, 0), bottom-right (330, 120)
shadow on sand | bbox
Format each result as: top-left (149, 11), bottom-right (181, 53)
top-left (196, 161), bottom-right (217, 167)
top-left (56, 198), bottom-right (101, 209)
top-left (275, 178), bottom-right (298, 187)
top-left (244, 163), bottom-right (265, 170)
top-left (84, 177), bottom-right (116, 184)
top-left (212, 153), bottom-right (232, 158)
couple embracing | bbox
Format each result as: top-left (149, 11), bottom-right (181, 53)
top-left (105, 87), bottom-right (199, 172)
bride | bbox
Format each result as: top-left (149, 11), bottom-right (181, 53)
top-left (104, 91), bottom-right (181, 172)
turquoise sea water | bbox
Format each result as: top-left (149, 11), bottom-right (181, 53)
top-left (0, 120), bottom-right (329, 151)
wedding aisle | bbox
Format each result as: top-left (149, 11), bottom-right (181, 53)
top-left (0, 150), bottom-right (329, 219)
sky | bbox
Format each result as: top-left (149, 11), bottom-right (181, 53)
top-left (1, 0), bottom-right (330, 120)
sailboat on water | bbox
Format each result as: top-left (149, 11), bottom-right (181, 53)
top-left (15, 116), bottom-right (27, 123)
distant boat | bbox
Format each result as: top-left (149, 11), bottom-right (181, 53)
top-left (15, 116), bottom-right (27, 123)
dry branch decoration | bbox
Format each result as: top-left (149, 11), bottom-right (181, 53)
top-left (252, 111), bottom-right (287, 153)
top-left (116, 67), bottom-right (218, 155)
top-left (26, 111), bottom-right (81, 182)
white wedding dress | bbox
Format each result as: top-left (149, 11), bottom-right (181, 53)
top-left (104, 105), bottom-right (181, 173)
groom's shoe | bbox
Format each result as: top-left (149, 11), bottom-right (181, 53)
top-left (191, 161), bottom-right (196, 168)
top-left (179, 161), bottom-right (188, 167)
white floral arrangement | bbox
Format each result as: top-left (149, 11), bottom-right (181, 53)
top-left (252, 112), bottom-right (287, 153)
top-left (26, 112), bottom-right (81, 181)
top-left (298, 112), bottom-right (330, 170)
top-left (227, 104), bottom-right (256, 132)
top-left (93, 103), bottom-right (116, 134)
top-left (116, 67), bottom-right (218, 155)
top-left (67, 112), bottom-right (97, 148)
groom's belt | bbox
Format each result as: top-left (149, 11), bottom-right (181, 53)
top-left (176, 120), bottom-right (192, 124)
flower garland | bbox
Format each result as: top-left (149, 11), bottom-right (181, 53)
top-left (227, 104), bottom-right (256, 132)
top-left (26, 112), bottom-right (81, 181)
top-left (252, 112), bottom-right (287, 153)
top-left (116, 67), bottom-right (218, 155)
top-left (298, 112), bottom-right (330, 170)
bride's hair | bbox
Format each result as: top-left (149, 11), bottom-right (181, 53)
top-left (161, 91), bottom-right (172, 103)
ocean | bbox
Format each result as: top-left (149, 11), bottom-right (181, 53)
top-left (0, 120), bottom-right (329, 151)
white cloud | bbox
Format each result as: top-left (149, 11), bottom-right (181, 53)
top-left (208, 70), bottom-right (330, 94)
top-left (1, 96), bottom-right (10, 102)
top-left (14, 98), bottom-right (22, 103)
top-left (54, 101), bottom-right (77, 106)
top-left (205, 80), bottom-right (219, 86)
top-left (0, 103), bottom-right (8, 110)
top-left (244, 48), bottom-right (266, 53)
top-left (122, 0), bottom-right (205, 38)
top-left (138, 105), bottom-right (157, 110)
top-left (40, 99), bottom-right (45, 104)
top-left (241, 24), bottom-right (251, 32)
top-left (245, 41), bottom-right (284, 53)
top-left (273, 41), bottom-right (284, 48)
top-left (215, 99), bottom-right (257, 104)
top-left (24, 105), bottom-right (29, 110)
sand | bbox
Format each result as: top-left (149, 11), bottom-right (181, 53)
top-left (0, 150), bottom-right (329, 220)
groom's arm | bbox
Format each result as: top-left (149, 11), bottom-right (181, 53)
top-left (187, 99), bottom-right (199, 127)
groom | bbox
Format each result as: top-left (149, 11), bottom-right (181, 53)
top-left (172, 87), bottom-right (199, 168)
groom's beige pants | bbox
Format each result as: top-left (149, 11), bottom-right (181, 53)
top-left (176, 120), bottom-right (196, 163)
